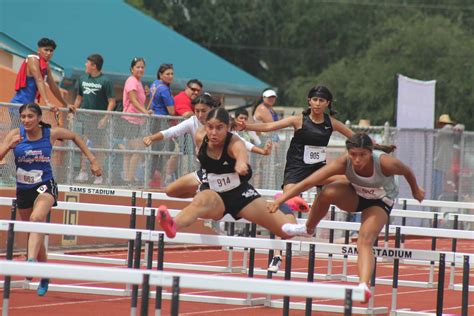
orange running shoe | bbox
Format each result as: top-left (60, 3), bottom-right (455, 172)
top-left (157, 205), bottom-right (177, 238)
top-left (286, 196), bottom-right (310, 213)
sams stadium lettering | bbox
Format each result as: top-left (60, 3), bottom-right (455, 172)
top-left (67, 186), bottom-right (116, 196)
top-left (341, 246), bottom-right (412, 259)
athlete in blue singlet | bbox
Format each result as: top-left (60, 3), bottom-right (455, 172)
top-left (0, 103), bottom-right (101, 297)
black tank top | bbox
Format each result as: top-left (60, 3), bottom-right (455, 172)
top-left (198, 132), bottom-right (252, 185)
top-left (285, 113), bottom-right (333, 166)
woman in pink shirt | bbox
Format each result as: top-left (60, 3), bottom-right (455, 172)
top-left (122, 57), bottom-right (149, 182)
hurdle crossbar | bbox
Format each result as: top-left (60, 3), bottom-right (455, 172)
top-left (0, 260), bottom-right (366, 300)
top-left (398, 198), bottom-right (474, 211)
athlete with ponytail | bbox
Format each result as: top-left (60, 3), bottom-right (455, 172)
top-left (270, 132), bottom-right (424, 302)
top-left (0, 103), bottom-right (101, 296)
top-left (238, 85), bottom-right (354, 272)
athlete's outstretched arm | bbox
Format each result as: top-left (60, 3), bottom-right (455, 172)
top-left (51, 128), bottom-right (102, 176)
top-left (0, 129), bottom-right (21, 161)
top-left (331, 117), bottom-right (354, 139)
top-left (251, 140), bottom-right (272, 156)
top-left (269, 155), bottom-right (347, 213)
top-left (228, 136), bottom-right (249, 176)
top-left (144, 116), bottom-right (195, 146)
top-left (240, 115), bottom-right (299, 132)
top-left (380, 155), bottom-right (425, 202)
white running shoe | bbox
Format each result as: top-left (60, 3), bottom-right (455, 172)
top-left (358, 283), bottom-right (372, 304)
top-left (75, 171), bottom-right (88, 181)
top-left (282, 223), bottom-right (313, 237)
top-left (267, 255), bottom-right (282, 273)
top-left (93, 176), bottom-right (103, 185)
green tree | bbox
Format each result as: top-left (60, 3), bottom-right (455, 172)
top-left (127, 0), bottom-right (474, 129)
top-left (286, 14), bottom-right (474, 128)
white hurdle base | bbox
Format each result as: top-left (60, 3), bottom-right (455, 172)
top-left (152, 290), bottom-right (267, 306)
top-left (453, 284), bottom-right (474, 292)
top-left (23, 282), bottom-right (130, 297)
top-left (390, 310), bottom-right (436, 316)
top-left (249, 268), bottom-right (437, 289)
top-left (20, 281), bottom-right (267, 306)
top-left (48, 253), bottom-right (127, 265)
top-left (0, 280), bottom-right (24, 289)
top-left (268, 299), bottom-right (389, 315)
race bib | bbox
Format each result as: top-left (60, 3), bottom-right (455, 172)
top-left (352, 183), bottom-right (386, 200)
top-left (303, 146), bottom-right (326, 164)
top-left (208, 172), bottom-right (241, 192)
top-left (17, 168), bottom-right (43, 185)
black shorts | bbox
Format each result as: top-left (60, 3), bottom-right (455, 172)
top-left (282, 161), bottom-right (325, 188)
top-left (16, 179), bottom-right (58, 209)
top-left (200, 182), bottom-right (261, 220)
top-left (355, 195), bottom-right (393, 216)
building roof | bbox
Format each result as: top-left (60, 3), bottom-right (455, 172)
top-left (0, 0), bottom-right (268, 96)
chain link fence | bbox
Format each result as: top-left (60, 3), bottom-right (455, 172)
top-left (1, 103), bottom-right (473, 205)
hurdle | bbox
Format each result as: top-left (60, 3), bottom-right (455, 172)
top-left (2, 218), bottom-right (471, 314)
top-left (0, 260), bottom-right (366, 316)
top-left (147, 206), bottom-right (473, 291)
top-left (0, 186), bottom-right (143, 268)
top-left (0, 219), bottom-right (149, 297)
top-left (0, 220), bottom-right (372, 314)
top-left (146, 219), bottom-right (472, 314)
top-left (398, 198), bottom-right (474, 212)
top-left (150, 229), bottom-right (471, 315)
top-left (447, 213), bottom-right (474, 292)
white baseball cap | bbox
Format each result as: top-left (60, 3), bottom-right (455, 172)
top-left (262, 89), bottom-right (277, 98)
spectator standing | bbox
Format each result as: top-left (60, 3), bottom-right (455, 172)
top-left (122, 57), bottom-right (149, 183)
top-left (72, 54), bottom-right (116, 184)
top-left (251, 88), bottom-right (280, 188)
top-left (432, 114), bottom-right (454, 200)
top-left (148, 64), bottom-right (175, 186)
top-left (10, 37), bottom-right (71, 123)
top-left (149, 64), bottom-right (175, 115)
top-left (174, 79), bottom-right (203, 118)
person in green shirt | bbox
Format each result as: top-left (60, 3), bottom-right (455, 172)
top-left (72, 54), bottom-right (115, 184)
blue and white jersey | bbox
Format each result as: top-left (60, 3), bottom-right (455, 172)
top-left (14, 126), bottom-right (53, 190)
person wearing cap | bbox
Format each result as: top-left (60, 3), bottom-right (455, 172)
top-left (250, 88), bottom-right (281, 188)
top-left (432, 114), bottom-right (455, 199)
top-left (252, 88), bottom-right (279, 124)
top-left (239, 85), bottom-right (355, 273)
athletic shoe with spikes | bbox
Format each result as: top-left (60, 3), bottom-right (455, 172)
top-left (158, 205), bottom-right (177, 238)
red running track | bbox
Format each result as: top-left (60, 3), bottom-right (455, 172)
top-left (1, 238), bottom-right (473, 316)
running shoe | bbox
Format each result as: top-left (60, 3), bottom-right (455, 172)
top-left (93, 176), bottom-right (103, 185)
top-left (37, 278), bottom-right (49, 296)
top-left (274, 193), bottom-right (310, 213)
top-left (286, 196), bottom-right (310, 213)
top-left (267, 255), bottom-right (282, 273)
top-left (282, 223), bottom-right (313, 237)
top-left (158, 205), bottom-right (177, 238)
top-left (358, 282), bottom-right (372, 304)
top-left (75, 171), bottom-right (89, 181)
